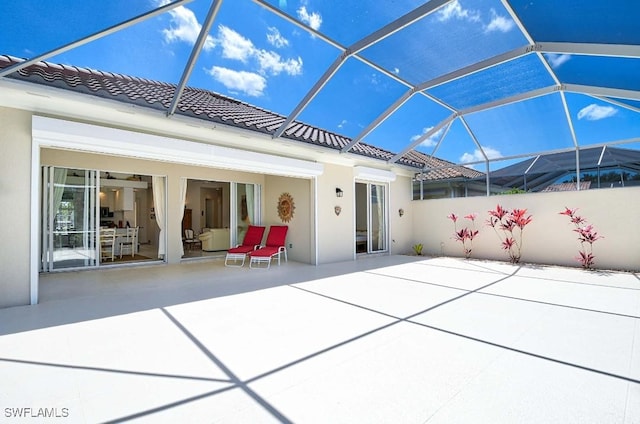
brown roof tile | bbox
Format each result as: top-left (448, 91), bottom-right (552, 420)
top-left (540, 182), bottom-right (591, 192)
top-left (404, 150), bottom-right (484, 180)
top-left (0, 55), bottom-right (427, 168)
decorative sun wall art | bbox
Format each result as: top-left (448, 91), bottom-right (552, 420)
top-left (277, 192), bottom-right (295, 223)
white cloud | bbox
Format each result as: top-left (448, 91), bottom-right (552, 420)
top-left (393, 67), bottom-right (400, 75)
top-left (255, 50), bottom-right (303, 76)
top-left (410, 127), bottom-right (444, 147)
top-left (160, 3), bottom-right (216, 51)
top-left (547, 53), bottom-right (571, 69)
top-left (338, 119), bottom-right (348, 129)
top-left (369, 73), bottom-right (381, 85)
top-left (216, 25), bottom-right (302, 76)
top-left (297, 6), bottom-right (322, 30)
top-left (437, 1), bottom-right (514, 33)
top-left (217, 25), bottom-right (255, 62)
top-left (267, 27), bottom-right (289, 48)
top-left (437, 0), bottom-right (481, 23)
top-left (460, 147), bottom-right (502, 164)
top-left (577, 104), bottom-right (618, 121)
top-left (205, 66), bottom-right (266, 97)
top-left (484, 9), bottom-right (515, 33)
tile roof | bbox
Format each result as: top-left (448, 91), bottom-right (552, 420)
top-left (403, 150), bottom-right (485, 180)
top-left (540, 182), bottom-right (591, 192)
top-left (0, 55), bottom-right (426, 169)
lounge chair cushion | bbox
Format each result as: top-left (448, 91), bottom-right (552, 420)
top-left (249, 246), bottom-right (280, 258)
top-left (227, 245), bottom-right (256, 254)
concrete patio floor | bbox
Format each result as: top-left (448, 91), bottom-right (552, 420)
top-left (1, 255), bottom-right (639, 423)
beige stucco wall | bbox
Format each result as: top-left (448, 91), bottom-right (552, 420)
top-left (0, 107), bottom-right (32, 308)
top-left (264, 175), bottom-right (313, 264)
top-left (411, 188), bottom-right (640, 271)
top-left (389, 175), bottom-right (413, 255)
top-left (316, 163), bottom-right (355, 264)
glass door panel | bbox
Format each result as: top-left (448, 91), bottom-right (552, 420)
top-left (355, 182), bottom-right (388, 254)
top-left (370, 184), bottom-right (387, 252)
top-left (42, 167), bottom-right (98, 271)
top-left (232, 183), bottom-right (261, 246)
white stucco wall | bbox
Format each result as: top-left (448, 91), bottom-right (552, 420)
top-left (389, 175), bottom-right (413, 255)
top-left (0, 107), bottom-right (32, 308)
top-left (316, 163), bottom-right (355, 264)
top-left (411, 188), bottom-right (640, 271)
top-left (263, 175), bottom-right (313, 264)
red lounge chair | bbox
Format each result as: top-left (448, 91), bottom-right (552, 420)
top-left (249, 225), bottom-right (288, 269)
top-left (224, 225), bottom-right (266, 267)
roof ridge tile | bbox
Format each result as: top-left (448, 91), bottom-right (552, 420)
top-left (0, 54), bottom-right (422, 169)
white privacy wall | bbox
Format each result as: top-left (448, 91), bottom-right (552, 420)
top-left (411, 187), bottom-right (640, 272)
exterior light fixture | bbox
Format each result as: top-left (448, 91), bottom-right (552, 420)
top-left (336, 188), bottom-right (343, 197)
top-left (399, 208), bottom-right (405, 217)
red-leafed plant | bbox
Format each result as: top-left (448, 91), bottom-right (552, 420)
top-left (559, 207), bottom-right (603, 269)
top-left (486, 205), bottom-right (532, 264)
top-left (448, 213), bottom-right (479, 259)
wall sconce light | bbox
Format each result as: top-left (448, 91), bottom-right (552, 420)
top-left (336, 187), bottom-right (343, 198)
top-left (399, 208), bottom-right (405, 217)
top-left (334, 206), bottom-right (342, 216)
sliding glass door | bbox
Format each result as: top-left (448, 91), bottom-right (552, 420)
top-left (355, 182), bottom-right (388, 254)
top-left (232, 182), bottom-right (261, 246)
top-left (41, 166), bottom-right (99, 271)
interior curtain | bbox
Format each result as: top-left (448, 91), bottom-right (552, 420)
top-left (374, 185), bottom-right (384, 250)
top-left (152, 176), bottom-right (166, 259)
top-left (246, 184), bottom-right (254, 224)
top-left (178, 178), bottom-right (188, 257)
top-left (52, 168), bottom-right (68, 223)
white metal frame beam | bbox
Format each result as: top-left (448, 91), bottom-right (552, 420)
top-left (167, 0), bottom-right (223, 117)
top-left (0, 0), bottom-right (193, 78)
top-left (340, 88), bottom-right (416, 153)
top-left (264, 0), bottom-right (454, 139)
top-left (590, 95), bottom-right (640, 113)
top-left (390, 113), bottom-right (458, 163)
top-left (564, 84), bottom-right (640, 101)
top-left (425, 120), bottom-right (454, 165)
top-left (417, 45), bottom-right (534, 91)
top-left (272, 55), bottom-right (347, 138)
top-left (538, 42), bottom-right (640, 58)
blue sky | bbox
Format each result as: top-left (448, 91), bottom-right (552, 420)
top-left (1, 0), bottom-right (639, 168)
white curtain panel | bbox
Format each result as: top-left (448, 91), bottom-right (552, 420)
top-left (178, 178), bottom-right (188, 257)
top-left (246, 184), bottom-right (254, 224)
top-left (52, 168), bottom-right (68, 218)
top-left (152, 176), bottom-right (166, 259)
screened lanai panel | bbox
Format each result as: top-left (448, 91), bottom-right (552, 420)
top-left (0, 1), bottom-right (160, 58)
top-left (192, 0), bottom-right (340, 115)
top-left (510, 0), bottom-right (640, 44)
top-left (298, 58), bottom-right (408, 138)
top-left (0, 1), bottom-right (194, 85)
top-left (426, 54), bottom-right (556, 110)
top-left (565, 93), bottom-right (640, 146)
top-left (359, 0), bottom-right (528, 86)
top-left (489, 146), bottom-right (640, 192)
top-left (462, 93), bottom-right (575, 159)
top-left (426, 118), bottom-right (488, 166)
top-left (598, 147), bottom-right (640, 169)
top-left (365, 94), bottom-right (452, 153)
top-left (607, 98), bottom-right (640, 111)
top-left (261, 0), bottom-right (423, 46)
top-left (551, 55), bottom-right (640, 92)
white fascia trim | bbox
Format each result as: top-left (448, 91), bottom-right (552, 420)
top-left (32, 116), bottom-right (324, 178)
top-left (354, 166), bottom-right (396, 183)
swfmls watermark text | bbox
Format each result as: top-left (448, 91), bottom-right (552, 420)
top-left (4, 407), bottom-right (70, 419)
